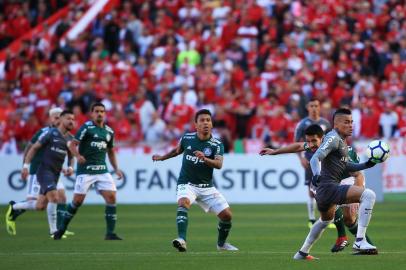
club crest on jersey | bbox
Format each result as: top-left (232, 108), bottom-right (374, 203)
top-left (203, 147), bottom-right (212, 156)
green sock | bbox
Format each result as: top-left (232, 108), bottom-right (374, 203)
top-left (60, 203), bottom-right (79, 231)
top-left (348, 221), bottom-right (374, 245)
top-left (105, 205), bottom-right (117, 235)
top-left (57, 204), bottom-right (66, 230)
top-left (218, 220), bottom-right (232, 246)
top-left (334, 207), bottom-right (347, 238)
top-left (176, 207), bottom-right (188, 240)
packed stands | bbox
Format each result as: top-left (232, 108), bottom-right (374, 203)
top-left (0, 0), bottom-right (406, 154)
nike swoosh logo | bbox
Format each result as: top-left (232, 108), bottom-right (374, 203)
top-left (354, 244), bottom-right (360, 249)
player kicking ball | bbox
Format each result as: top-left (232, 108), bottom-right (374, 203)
top-left (289, 108), bottom-right (383, 259)
top-left (152, 109), bottom-right (238, 252)
top-left (260, 124), bottom-right (374, 253)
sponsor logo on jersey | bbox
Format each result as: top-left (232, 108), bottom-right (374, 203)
top-left (340, 156), bottom-right (349, 162)
top-left (185, 154), bottom-right (205, 164)
top-left (90, 141), bottom-right (107, 150)
top-left (203, 147), bottom-right (212, 156)
top-left (86, 165), bottom-right (107, 170)
top-left (50, 146), bottom-right (67, 155)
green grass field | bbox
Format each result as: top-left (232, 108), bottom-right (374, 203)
top-left (1, 202), bottom-right (405, 270)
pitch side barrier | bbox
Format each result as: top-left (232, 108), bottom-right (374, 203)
top-left (0, 154), bottom-right (383, 204)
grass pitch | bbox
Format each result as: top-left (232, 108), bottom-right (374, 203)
top-left (0, 202), bottom-right (405, 270)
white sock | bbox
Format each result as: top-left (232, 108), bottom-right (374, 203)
top-left (356, 189), bottom-right (376, 240)
top-left (12, 200), bottom-right (37, 210)
top-left (47, 203), bottom-right (57, 234)
top-left (307, 197), bottom-right (316, 220)
top-left (300, 218), bottom-right (332, 254)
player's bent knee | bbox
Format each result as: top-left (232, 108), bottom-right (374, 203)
top-left (361, 188), bottom-right (376, 203)
top-left (218, 208), bottom-right (232, 221)
top-left (178, 198), bottom-right (191, 208)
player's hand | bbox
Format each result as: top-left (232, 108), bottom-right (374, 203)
top-left (259, 148), bottom-right (276, 155)
top-left (152, 155), bottom-right (164, 161)
top-left (311, 175), bottom-right (320, 187)
top-left (76, 155), bottom-right (86, 164)
top-left (63, 167), bottom-right (74, 176)
top-left (300, 157), bottom-right (310, 168)
top-left (194, 151), bottom-right (206, 160)
top-left (21, 168), bottom-right (29, 180)
top-left (115, 169), bottom-right (124, 180)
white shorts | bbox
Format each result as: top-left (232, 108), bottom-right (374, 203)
top-left (74, 173), bottom-right (116, 194)
top-left (27, 174), bottom-right (64, 198)
top-left (339, 176), bottom-right (359, 209)
top-left (176, 183), bottom-right (229, 215)
top-left (27, 174), bottom-right (41, 198)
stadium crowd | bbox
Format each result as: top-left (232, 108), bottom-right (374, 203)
top-left (1, 0), bottom-right (406, 154)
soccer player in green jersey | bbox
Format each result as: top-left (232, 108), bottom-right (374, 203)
top-left (5, 108), bottom-right (74, 237)
top-left (152, 109), bottom-right (238, 252)
top-left (260, 124), bottom-right (373, 253)
top-left (53, 103), bottom-right (124, 240)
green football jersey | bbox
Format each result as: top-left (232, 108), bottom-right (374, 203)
top-left (29, 126), bottom-right (50, 174)
top-left (178, 132), bottom-right (224, 187)
top-left (74, 121), bottom-right (114, 175)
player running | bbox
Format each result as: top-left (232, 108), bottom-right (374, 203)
top-left (11, 110), bottom-right (75, 238)
top-left (152, 109), bottom-right (238, 252)
top-left (292, 108), bottom-right (381, 260)
top-left (260, 124), bottom-right (374, 253)
top-left (294, 99), bottom-right (331, 228)
top-left (53, 102), bottom-right (123, 240)
top-left (5, 108), bottom-right (74, 237)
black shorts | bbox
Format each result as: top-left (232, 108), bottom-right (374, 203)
top-left (36, 169), bottom-right (59, 195)
top-left (315, 183), bottom-right (351, 212)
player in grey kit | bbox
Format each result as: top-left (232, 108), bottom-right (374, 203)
top-left (293, 108), bottom-right (381, 260)
top-left (294, 99), bottom-right (331, 227)
top-left (19, 110), bottom-right (75, 237)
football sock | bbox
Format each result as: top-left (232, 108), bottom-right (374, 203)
top-left (59, 202), bottom-right (79, 231)
top-left (356, 189), bottom-right (376, 240)
top-left (218, 220), bottom-right (232, 246)
top-left (47, 202), bottom-right (57, 234)
top-left (176, 206), bottom-right (189, 241)
top-left (334, 207), bottom-right (346, 238)
top-left (57, 204), bottom-right (66, 230)
top-left (11, 200), bottom-right (36, 220)
top-left (348, 220), bottom-right (374, 245)
top-left (307, 197), bottom-right (316, 221)
top-left (300, 218), bottom-right (332, 254)
top-left (105, 204), bottom-right (117, 235)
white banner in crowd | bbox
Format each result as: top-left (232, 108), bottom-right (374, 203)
top-left (0, 154), bottom-right (309, 204)
top-left (382, 138), bottom-right (406, 192)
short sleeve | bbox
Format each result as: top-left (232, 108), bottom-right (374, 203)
top-left (75, 124), bottom-right (88, 141)
top-left (38, 130), bottom-right (51, 145)
top-left (215, 143), bottom-right (224, 156)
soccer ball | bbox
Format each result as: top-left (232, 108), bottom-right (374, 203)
top-left (366, 140), bottom-right (390, 163)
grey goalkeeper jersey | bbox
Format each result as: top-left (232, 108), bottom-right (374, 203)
top-left (310, 129), bottom-right (350, 184)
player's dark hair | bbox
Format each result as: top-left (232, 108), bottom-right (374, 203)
top-left (91, 102), bottom-right (105, 112)
top-left (308, 98), bottom-right (319, 103)
top-left (333, 108), bottom-right (352, 122)
top-left (60, 110), bottom-right (73, 117)
top-left (195, 109), bottom-right (212, 122)
top-left (304, 124), bottom-right (324, 138)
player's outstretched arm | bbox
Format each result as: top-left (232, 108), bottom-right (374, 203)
top-left (21, 142), bottom-right (42, 180)
top-left (260, 142), bottom-right (305, 156)
top-left (152, 144), bottom-right (183, 161)
top-left (345, 160), bottom-right (376, 173)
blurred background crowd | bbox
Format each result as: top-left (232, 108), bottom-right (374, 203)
top-left (0, 0), bottom-right (406, 154)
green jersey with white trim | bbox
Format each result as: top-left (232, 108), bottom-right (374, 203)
top-left (74, 121), bottom-right (114, 175)
top-left (29, 126), bottom-right (50, 174)
top-left (178, 132), bottom-right (224, 187)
